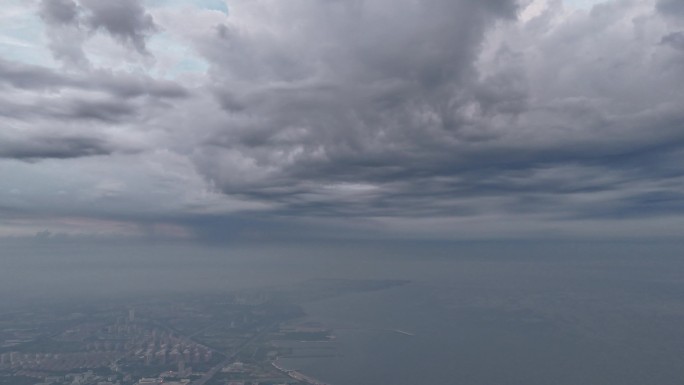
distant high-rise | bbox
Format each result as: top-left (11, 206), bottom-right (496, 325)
top-left (128, 309), bottom-right (135, 322)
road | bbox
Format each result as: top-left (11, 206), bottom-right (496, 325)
top-left (190, 322), bottom-right (278, 385)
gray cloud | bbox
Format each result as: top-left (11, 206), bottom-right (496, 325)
top-left (0, 58), bottom-right (188, 97)
top-left (39, 0), bottom-right (79, 25)
top-left (38, 0), bottom-right (158, 65)
top-left (180, 0), bottom-right (684, 227)
top-left (94, 73), bottom-right (189, 99)
top-left (61, 98), bottom-right (138, 122)
top-left (2, 0), bottom-right (684, 240)
top-left (0, 59), bottom-right (66, 89)
top-left (0, 136), bottom-right (113, 160)
top-left (657, 0), bottom-right (684, 17)
top-left (38, 0), bottom-right (88, 67)
top-left (0, 58), bottom-right (188, 162)
top-left (79, 0), bottom-right (158, 54)
top-left (662, 32), bottom-right (684, 51)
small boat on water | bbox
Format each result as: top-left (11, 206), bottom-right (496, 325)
top-left (391, 329), bottom-right (415, 336)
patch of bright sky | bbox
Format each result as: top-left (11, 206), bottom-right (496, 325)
top-left (143, 1), bottom-right (225, 78)
top-left (84, 34), bottom-right (159, 75)
top-left (0, 0), bottom-right (56, 67)
top-left (521, 0), bottom-right (608, 22)
top-left (145, 0), bottom-right (228, 14)
top-left (147, 33), bottom-right (209, 79)
top-left (82, 31), bottom-right (209, 80)
top-left (564, 0), bottom-right (608, 10)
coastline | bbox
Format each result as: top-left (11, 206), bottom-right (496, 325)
top-left (271, 360), bottom-right (331, 385)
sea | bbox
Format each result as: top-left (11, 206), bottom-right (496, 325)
top-left (273, 244), bottom-right (684, 385)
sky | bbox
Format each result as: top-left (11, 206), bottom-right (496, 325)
top-left (1, 0), bottom-right (684, 243)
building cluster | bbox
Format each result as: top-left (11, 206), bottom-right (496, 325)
top-left (0, 313), bottom-right (212, 374)
top-left (85, 317), bottom-right (214, 368)
top-left (133, 331), bottom-right (212, 367)
top-left (0, 351), bottom-right (120, 372)
top-left (5, 369), bottom-right (123, 385)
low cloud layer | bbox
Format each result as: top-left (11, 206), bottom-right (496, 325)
top-left (1, 0), bottom-right (684, 240)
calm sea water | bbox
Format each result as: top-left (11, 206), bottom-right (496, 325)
top-left (278, 253), bottom-right (684, 385)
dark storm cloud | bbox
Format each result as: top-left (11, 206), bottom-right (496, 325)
top-left (79, 0), bottom-right (158, 54)
top-left (38, 0), bottom-right (88, 66)
top-left (179, 0), bottom-right (684, 226)
top-left (38, 0), bottom-right (158, 65)
top-left (38, 0), bottom-right (79, 25)
top-left (0, 98), bottom-right (136, 123)
top-left (61, 98), bottom-right (138, 122)
top-left (0, 59), bottom-right (188, 98)
top-left (3, 0), bottom-right (684, 239)
top-left (662, 32), bottom-right (684, 51)
top-left (657, 0), bottom-right (684, 17)
top-left (0, 59), bottom-right (66, 90)
top-left (0, 57), bottom-right (188, 162)
top-left (197, 0), bottom-right (522, 175)
top-left (97, 75), bottom-right (189, 99)
top-left (0, 136), bottom-right (113, 160)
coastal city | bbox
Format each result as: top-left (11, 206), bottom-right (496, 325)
top-left (0, 279), bottom-right (407, 385)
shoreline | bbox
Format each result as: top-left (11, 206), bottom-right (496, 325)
top-left (271, 360), bottom-right (331, 385)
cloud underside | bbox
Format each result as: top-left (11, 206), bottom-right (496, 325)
top-left (2, 0), bottom-right (684, 239)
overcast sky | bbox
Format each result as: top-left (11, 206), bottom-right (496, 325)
top-left (1, 0), bottom-right (684, 242)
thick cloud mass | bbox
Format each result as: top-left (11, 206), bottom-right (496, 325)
top-left (0, 136), bottom-right (112, 160)
top-left (1, 0), bottom-right (684, 240)
top-left (39, 0), bottom-right (79, 25)
top-left (38, 0), bottom-right (157, 66)
top-left (657, 0), bottom-right (684, 17)
top-left (79, 0), bottom-right (157, 53)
